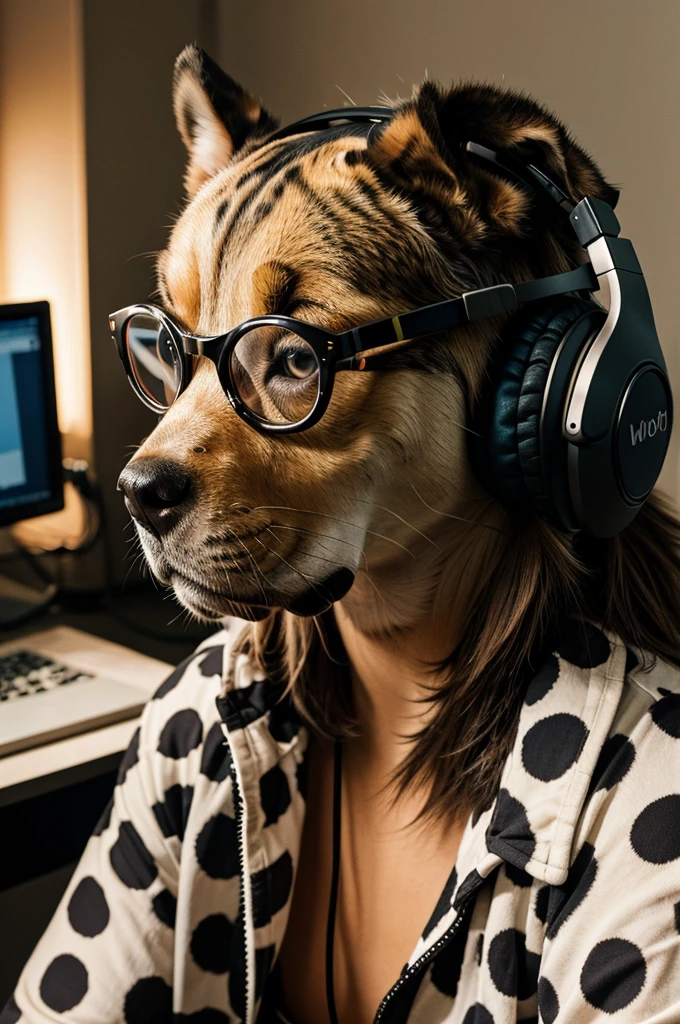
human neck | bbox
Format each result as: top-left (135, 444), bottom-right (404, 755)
top-left (333, 602), bottom-right (454, 777)
top-left (333, 506), bottom-right (507, 782)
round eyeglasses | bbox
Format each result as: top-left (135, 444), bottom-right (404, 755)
top-left (109, 264), bottom-right (598, 434)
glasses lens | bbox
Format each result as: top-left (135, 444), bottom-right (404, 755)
top-left (125, 313), bottom-right (182, 408)
top-left (229, 325), bottom-right (320, 426)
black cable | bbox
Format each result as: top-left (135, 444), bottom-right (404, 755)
top-left (5, 458), bottom-right (210, 644)
top-left (326, 737), bottom-right (343, 1024)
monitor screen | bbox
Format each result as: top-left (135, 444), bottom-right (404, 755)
top-left (0, 302), bottom-right (63, 527)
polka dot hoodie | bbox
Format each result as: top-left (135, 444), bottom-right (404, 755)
top-left (3, 618), bottom-right (680, 1023)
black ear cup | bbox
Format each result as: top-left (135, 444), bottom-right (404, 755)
top-left (471, 298), bottom-right (606, 530)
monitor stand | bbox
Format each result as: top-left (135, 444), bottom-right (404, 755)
top-left (0, 571), bottom-right (57, 628)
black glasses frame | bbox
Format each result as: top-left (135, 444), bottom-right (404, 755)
top-left (109, 261), bottom-right (597, 435)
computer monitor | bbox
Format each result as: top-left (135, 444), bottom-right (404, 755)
top-left (0, 301), bottom-right (63, 528)
top-left (0, 301), bottom-right (63, 625)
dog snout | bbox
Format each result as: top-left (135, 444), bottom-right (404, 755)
top-left (118, 457), bottom-right (192, 538)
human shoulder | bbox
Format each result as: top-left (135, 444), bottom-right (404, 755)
top-left (574, 647), bottom-right (680, 853)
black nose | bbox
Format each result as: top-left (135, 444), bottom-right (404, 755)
top-left (118, 458), bottom-right (192, 537)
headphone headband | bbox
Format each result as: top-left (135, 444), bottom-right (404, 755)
top-left (265, 106), bottom-right (393, 144)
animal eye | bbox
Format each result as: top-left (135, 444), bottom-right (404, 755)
top-left (281, 346), bottom-right (317, 380)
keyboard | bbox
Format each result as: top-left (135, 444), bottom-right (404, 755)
top-left (0, 649), bottom-right (94, 702)
top-left (0, 628), bottom-right (157, 757)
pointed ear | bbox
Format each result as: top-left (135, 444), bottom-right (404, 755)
top-left (173, 45), bottom-right (279, 195)
top-left (368, 81), bottom-right (619, 235)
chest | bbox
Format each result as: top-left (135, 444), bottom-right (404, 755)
top-left (275, 735), bottom-right (466, 1024)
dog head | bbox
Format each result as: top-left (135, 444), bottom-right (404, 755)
top-left (119, 46), bottom-right (616, 629)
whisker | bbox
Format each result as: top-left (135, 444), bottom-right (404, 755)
top-left (410, 485), bottom-right (505, 535)
top-left (267, 523), bottom-right (369, 571)
top-left (354, 498), bottom-right (438, 548)
top-left (246, 504), bottom-right (415, 559)
top-left (335, 84), bottom-right (357, 106)
top-left (226, 527), bottom-right (270, 606)
top-left (254, 535), bottom-right (335, 605)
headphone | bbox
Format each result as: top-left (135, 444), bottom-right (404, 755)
top-left (266, 107), bottom-right (673, 539)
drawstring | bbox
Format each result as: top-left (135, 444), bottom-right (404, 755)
top-left (326, 737), bottom-right (343, 1024)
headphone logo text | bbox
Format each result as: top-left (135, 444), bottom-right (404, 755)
top-left (630, 409), bottom-right (668, 447)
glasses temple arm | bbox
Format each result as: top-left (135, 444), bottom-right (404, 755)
top-left (335, 262), bottom-right (598, 368)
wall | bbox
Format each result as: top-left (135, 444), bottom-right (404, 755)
top-left (213, 0), bottom-right (680, 496)
top-left (0, 0), bottom-right (90, 457)
top-left (81, 0), bottom-right (206, 581)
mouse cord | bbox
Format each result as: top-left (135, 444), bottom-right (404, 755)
top-left (326, 736), bottom-right (343, 1024)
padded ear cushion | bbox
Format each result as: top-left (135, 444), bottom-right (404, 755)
top-left (473, 298), bottom-right (597, 519)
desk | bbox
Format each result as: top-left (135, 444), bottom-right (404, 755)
top-left (0, 626), bottom-right (172, 808)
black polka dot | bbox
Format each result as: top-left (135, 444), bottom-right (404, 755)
top-left (153, 651), bottom-right (204, 699)
top-left (462, 1003), bottom-right (494, 1024)
top-left (254, 944), bottom-right (276, 1001)
top-left (675, 899), bottom-right (680, 934)
top-left (117, 728), bottom-right (140, 784)
top-left (176, 1010), bottom-right (229, 1023)
top-left (268, 696), bottom-right (302, 743)
top-left (67, 876), bottom-right (110, 937)
top-left (650, 693), bottom-right (680, 739)
top-left (1, 994), bottom-right (21, 1023)
top-left (110, 820), bottom-right (158, 889)
top-left (630, 794), bottom-right (680, 863)
top-left (252, 851), bottom-right (293, 928)
top-left (153, 784), bottom-right (194, 840)
top-left (556, 620), bottom-right (610, 668)
top-left (39, 955), bottom-right (88, 1012)
top-left (295, 748), bottom-right (309, 801)
top-left (580, 938), bottom-right (646, 1012)
top-left (453, 869), bottom-right (483, 911)
top-left (587, 734), bottom-right (636, 798)
top-left (487, 789), bottom-right (536, 868)
top-left (219, 680), bottom-right (270, 730)
top-left (423, 865), bottom-right (457, 939)
top-left (158, 709), bottom-right (203, 759)
top-left (227, 915), bottom-right (246, 1020)
top-left (430, 907), bottom-right (469, 996)
top-left (200, 723), bottom-right (231, 783)
top-left (504, 862), bottom-right (533, 888)
top-left (195, 814), bottom-right (239, 879)
top-left (522, 713), bottom-right (588, 782)
top-left (524, 654), bottom-right (559, 706)
top-left (545, 842), bottom-right (598, 940)
top-left (476, 932), bottom-right (484, 966)
top-left (190, 914), bottom-right (233, 973)
top-left (537, 976), bottom-right (559, 1024)
top-left (124, 976), bottom-right (172, 1024)
top-left (259, 764), bottom-right (291, 827)
top-left (534, 885), bottom-right (550, 925)
top-left (487, 928), bottom-right (540, 999)
top-left (92, 796), bottom-right (113, 837)
top-left (152, 889), bottom-right (177, 929)
top-left (198, 646), bottom-right (223, 677)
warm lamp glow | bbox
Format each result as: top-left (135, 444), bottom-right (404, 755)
top-left (0, 0), bottom-right (91, 455)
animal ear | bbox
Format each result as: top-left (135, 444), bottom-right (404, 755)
top-left (369, 81), bottom-right (619, 234)
top-left (173, 45), bottom-right (278, 195)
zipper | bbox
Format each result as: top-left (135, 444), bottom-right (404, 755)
top-left (230, 754), bottom-right (252, 1024)
top-left (372, 896), bottom-right (474, 1024)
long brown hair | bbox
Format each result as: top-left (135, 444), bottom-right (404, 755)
top-left (231, 492), bottom-right (680, 825)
